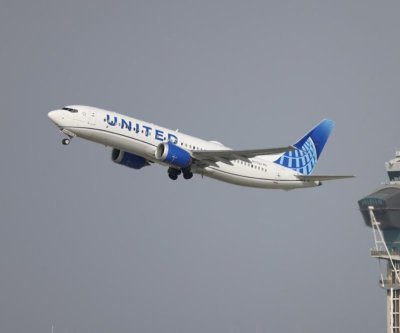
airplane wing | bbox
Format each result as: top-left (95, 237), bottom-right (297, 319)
top-left (296, 175), bottom-right (355, 181)
top-left (191, 146), bottom-right (295, 166)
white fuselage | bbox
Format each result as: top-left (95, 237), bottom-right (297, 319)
top-left (48, 105), bottom-right (321, 190)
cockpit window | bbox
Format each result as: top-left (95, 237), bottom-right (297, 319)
top-left (62, 107), bottom-right (78, 113)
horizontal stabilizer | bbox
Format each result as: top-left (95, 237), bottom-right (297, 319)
top-left (296, 175), bottom-right (355, 182)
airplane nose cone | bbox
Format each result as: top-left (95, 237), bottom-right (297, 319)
top-left (48, 110), bottom-right (58, 124)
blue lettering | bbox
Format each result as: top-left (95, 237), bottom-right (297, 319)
top-left (168, 133), bottom-right (178, 144)
top-left (134, 123), bottom-right (139, 133)
top-left (106, 114), bottom-right (117, 126)
top-left (121, 119), bottom-right (132, 131)
top-left (155, 129), bottom-right (164, 141)
top-left (143, 125), bottom-right (152, 137)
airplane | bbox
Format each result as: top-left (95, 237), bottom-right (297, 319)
top-left (48, 105), bottom-right (353, 190)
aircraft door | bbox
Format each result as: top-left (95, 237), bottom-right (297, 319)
top-left (88, 111), bottom-right (96, 126)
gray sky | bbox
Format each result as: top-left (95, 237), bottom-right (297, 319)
top-left (1, 1), bottom-right (399, 332)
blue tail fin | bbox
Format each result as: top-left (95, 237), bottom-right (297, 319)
top-left (274, 119), bottom-right (335, 175)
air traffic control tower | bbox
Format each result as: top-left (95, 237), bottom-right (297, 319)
top-left (359, 152), bottom-right (400, 333)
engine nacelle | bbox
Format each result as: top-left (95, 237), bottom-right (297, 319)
top-left (155, 142), bottom-right (192, 168)
top-left (111, 149), bottom-right (148, 169)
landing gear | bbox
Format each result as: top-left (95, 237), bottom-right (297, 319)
top-left (182, 167), bottom-right (193, 180)
top-left (62, 138), bottom-right (70, 145)
top-left (168, 167), bottom-right (194, 180)
top-left (168, 173), bottom-right (178, 180)
top-left (183, 171), bottom-right (193, 179)
top-left (168, 167), bottom-right (181, 180)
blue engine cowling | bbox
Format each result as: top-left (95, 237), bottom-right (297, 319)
top-left (155, 142), bottom-right (192, 168)
top-left (111, 149), bottom-right (148, 169)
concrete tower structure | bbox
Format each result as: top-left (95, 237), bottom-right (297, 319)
top-left (359, 152), bottom-right (400, 333)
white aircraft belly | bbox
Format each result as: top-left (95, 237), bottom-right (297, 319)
top-left (202, 166), bottom-right (316, 189)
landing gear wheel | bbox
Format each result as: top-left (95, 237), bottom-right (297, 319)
top-left (168, 172), bottom-right (178, 180)
top-left (62, 138), bottom-right (70, 145)
top-left (168, 167), bottom-right (179, 180)
top-left (183, 171), bottom-right (193, 180)
top-left (181, 167), bottom-right (193, 180)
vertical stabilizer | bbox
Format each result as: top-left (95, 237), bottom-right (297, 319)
top-left (274, 119), bottom-right (335, 175)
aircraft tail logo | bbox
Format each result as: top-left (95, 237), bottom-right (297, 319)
top-left (274, 119), bottom-right (335, 175)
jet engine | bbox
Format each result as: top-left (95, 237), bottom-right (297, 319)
top-left (155, 142), bottom-right (192, 168)
top-left (111, 149), bottom-right (148, 169)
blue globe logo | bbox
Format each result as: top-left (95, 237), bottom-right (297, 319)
top-left (275, 137), bottom-right (317, 175)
